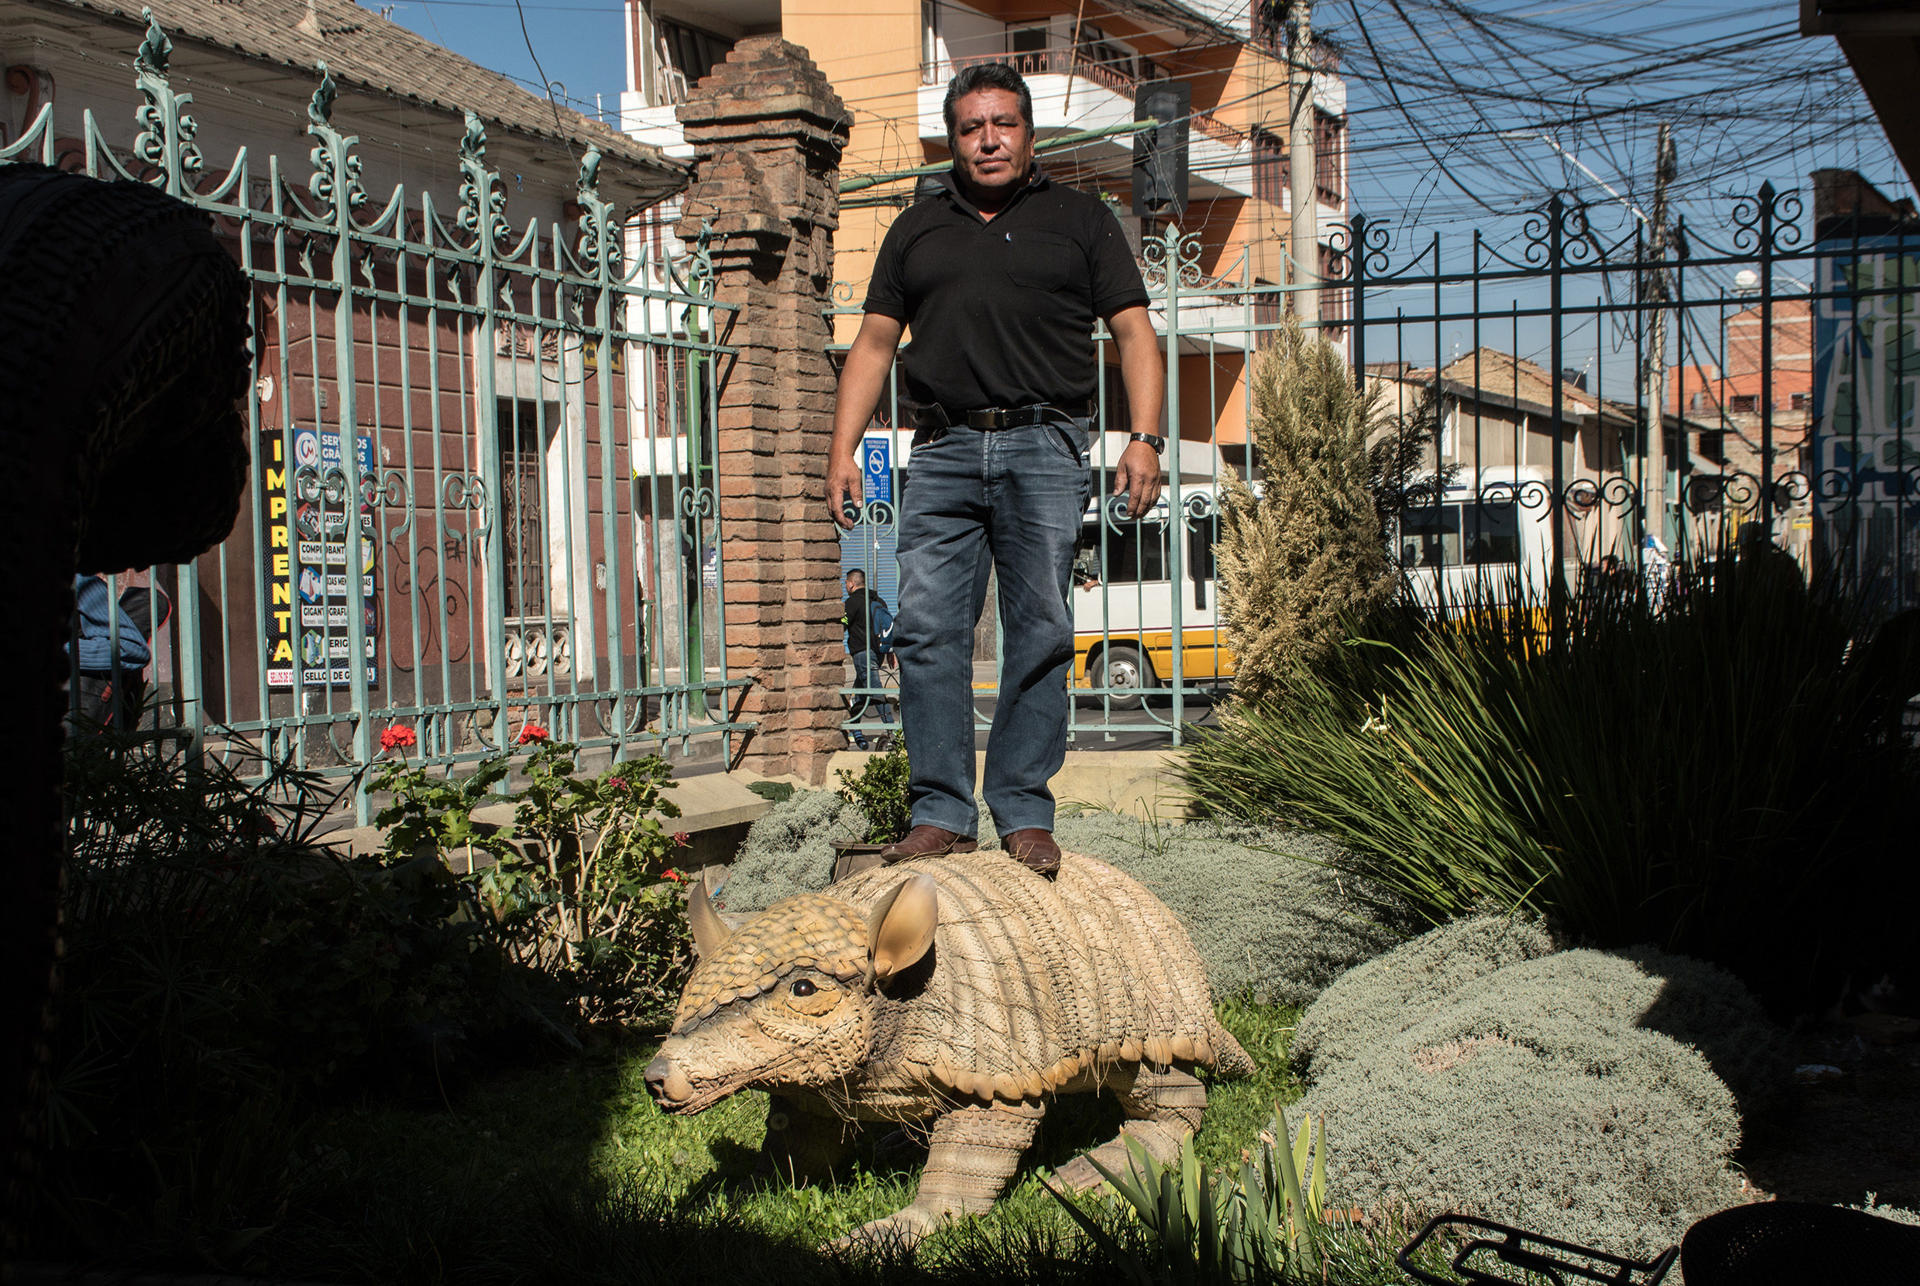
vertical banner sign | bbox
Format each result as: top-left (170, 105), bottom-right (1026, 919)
top-left (1814, 240), bottom-right (1920, 601)
top-left (259, 426), bottom-right (380, 689)
top-left (861, 435), bottom-right (892, 504)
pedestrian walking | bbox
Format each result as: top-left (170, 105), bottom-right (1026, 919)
top-left (842, 568), bottom-right (896, 750)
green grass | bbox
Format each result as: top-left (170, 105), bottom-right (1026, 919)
top-left (228, 1002), bottom-right (1427, 1284)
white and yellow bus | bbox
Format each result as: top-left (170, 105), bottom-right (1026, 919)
top-left (1393, 466), bottom-right (1581, 616)
top-left (1069, 486), bottom-right (1233, 697)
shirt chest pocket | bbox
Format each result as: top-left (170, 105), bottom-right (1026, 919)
top-left (1003, 231), bottom-right (1079, 294)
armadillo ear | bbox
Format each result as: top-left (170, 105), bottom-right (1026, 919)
top-left (687, 880), bottom-right (732, 960)
top-left (867, 873), bottom-right (937, 982)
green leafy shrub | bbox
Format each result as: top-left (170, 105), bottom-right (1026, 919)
top-left (836, 738), bottom-right (912, 844)
top-left (1183, 547), bottom-right (1920, 1011)
top-left (374, 737), bottom-right (692, 1030)
top-left (1291, 914), bottom-right (1556, 1077)
top-left (46, 735), bottom-right (553, 1264)
top-left (1612, 945), bottom-right (1791, 1118)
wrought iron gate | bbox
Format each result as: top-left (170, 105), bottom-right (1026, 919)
top-left (3, 19), bottom-right (742, 820)
top-left (833, 185), bottom-right (1920, 744)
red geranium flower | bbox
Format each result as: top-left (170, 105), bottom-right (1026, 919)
top-left (516, 723), bottom-right (551, 745)
top-left (662, 868), bottom-right (685, 883)
top-left (673, 830), bottom-right (692, 848)
top-left (608, 776), bottom-right (628, 790)
top-left (380, 725), bottom-right (418, 751)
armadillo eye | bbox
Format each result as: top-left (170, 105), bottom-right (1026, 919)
top-left (790, 978), bottom-right (817, 997)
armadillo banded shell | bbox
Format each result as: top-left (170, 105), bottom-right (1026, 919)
top-left (673, 893), bottom-right (869, 1029)
top-left (837, 852), bottom-right (1221, 1101)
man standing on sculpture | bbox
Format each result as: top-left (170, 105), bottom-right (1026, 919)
top-left (826, 63), bottom-right (1165, 875)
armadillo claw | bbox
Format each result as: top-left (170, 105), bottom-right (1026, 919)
top-left (830, 1203), bottom-right (947, 1252)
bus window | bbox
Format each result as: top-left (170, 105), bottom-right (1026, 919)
top-left (1460, 503), bottom-right (1520, 566)
top-left (1186, 514), bottom-right (1218, 583)
top-left (1401, 501), bottom-right (1522, 568)
top-left (1080, 521), bottom-right (1169, 585)
top-left (1399, 503), bottom-right (1461, 567)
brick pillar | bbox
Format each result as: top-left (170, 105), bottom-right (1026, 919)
top-left (677, 38), bottom-right (850, 784)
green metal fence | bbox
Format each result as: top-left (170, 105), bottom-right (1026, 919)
top-left (4, 19), bottom-right (744, 821)
top-left (834, 188), bottom-right (1920, 746)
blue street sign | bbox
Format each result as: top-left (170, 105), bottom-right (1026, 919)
top-left (862, 436), bottom-right (892, 503)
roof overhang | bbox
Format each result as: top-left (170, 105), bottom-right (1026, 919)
top-left (1802, 0), bottom-right (1920, 187)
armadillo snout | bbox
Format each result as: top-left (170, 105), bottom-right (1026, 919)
top-left (644, 1053), bottom-right (694, 1109)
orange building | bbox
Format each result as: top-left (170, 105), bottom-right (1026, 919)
top-left (1666, 297), bottom-right (1813, 489)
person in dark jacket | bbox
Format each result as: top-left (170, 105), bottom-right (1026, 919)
top-left (842, 569), bottom-right (896, 750)
top-left (69, 571), bottom-right (169, 731)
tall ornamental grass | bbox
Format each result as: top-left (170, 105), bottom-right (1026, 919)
top-left (1183, 547), bottom-right (1920, 1010)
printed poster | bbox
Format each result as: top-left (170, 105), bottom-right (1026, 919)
top-left (259, 426), bottom-right (380, 689)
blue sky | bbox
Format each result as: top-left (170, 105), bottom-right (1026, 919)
top-left (387, 0), bottom-right (629, 124)
top-left (380, 1), bottom-right (1909, 398)
top-left (386, 0), bottom-right (1907, 235)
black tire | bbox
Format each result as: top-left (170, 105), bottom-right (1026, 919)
top-left (1090, 643), bottom-right (1154, 708)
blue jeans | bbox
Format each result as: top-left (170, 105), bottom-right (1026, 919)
top-left (847, 649), bottom-right (894, 728)
top-left (894, 417), bottom-right (1091, 837)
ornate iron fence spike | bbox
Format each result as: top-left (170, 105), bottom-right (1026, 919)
top-left (456, 110), bottom-right (507, 247)
top-left (132, 8), bottom-right (201, 189)
top-left (307, 63), bottom-right (365, 213)
top-left (308, 63), bottom-right (337, 127)
top-left (135, 7), bottom-right (171, 76)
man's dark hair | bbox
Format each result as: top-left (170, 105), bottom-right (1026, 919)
top-left (846, 569), bottom-right (866, 588)
top-left (942, 62), bottom-right (1034, 137)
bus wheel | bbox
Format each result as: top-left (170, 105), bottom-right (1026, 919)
top-left (1092, 644), bottom-right (1154, 707)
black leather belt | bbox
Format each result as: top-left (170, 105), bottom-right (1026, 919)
top-left (908, 401), bottom-right (1090, 432)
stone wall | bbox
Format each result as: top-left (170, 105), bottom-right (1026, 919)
top-left (676, 38), bottom-right (850, 783)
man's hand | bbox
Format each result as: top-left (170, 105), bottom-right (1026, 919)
top-left (1103, 304), bottom-right (1166, 520)
top-left (827, 452), bottom-right (864, 530)
top-left (827, 313), bottom-right (905, 530)
top-left (1112, 440), bottom-right (1163, 519)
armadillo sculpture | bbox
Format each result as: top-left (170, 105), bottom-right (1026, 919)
top-left (645, 850), bottom-right (1253, 1244)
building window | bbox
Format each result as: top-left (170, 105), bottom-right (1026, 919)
top-left (656, 19), bottom-right (733, 103)
top-left (1729, 394), bottom-right (1759, 415)
top-left (496, 399), bottom-right (548, 622)
top-left (1789, 391), bottom-right (1810, 411)
top-left (1315, 111), bottom-right (1344, 204)
top-left (1250, 111), bottom-right (1346, 206)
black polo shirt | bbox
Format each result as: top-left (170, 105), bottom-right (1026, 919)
top-left (862, 169), bottom-right (1149, 412)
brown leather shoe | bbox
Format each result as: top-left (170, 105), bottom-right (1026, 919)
top-left (879, 826), bottom-right (979, 864)
top-left (1001, 829), bottom-right (1061, 877)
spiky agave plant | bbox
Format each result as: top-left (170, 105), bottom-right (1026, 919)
top-left (1044, 1103), bottom-right (1327, 1285)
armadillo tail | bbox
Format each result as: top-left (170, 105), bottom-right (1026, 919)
top-left (1208, 1020), bottom-right (1256, 1079)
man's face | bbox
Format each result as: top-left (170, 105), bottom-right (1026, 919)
top-left (949, 89), bottom-right (1033, 201)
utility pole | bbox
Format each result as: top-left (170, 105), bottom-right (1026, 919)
top-left (1288, 0), bottom-right (1319, 328)
top-left (1641, 122), bottom-right (1676, 551)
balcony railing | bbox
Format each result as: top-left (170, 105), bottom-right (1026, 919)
top-left (925, 49), bottom-right (1245, 146)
